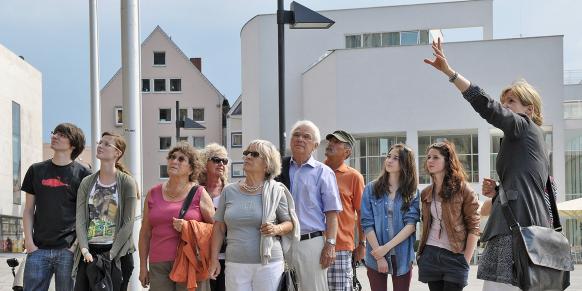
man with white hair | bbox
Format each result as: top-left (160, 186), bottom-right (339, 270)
top-left (277, 120), bottom-right (342, 291)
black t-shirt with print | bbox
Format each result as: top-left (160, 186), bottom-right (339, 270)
top-left (21, 159), bottom-right (91, 249)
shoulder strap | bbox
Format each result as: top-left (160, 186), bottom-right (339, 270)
top-left (179, 185), bottom-right (199, 219)
top-left (498, 185), bottom-right (520, 230)
top-left (546, 177), bottom-right (562, 231)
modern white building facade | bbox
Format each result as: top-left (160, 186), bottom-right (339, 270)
top-left (239, 0), bottom-right (565, 196)
top-left (225, 96), bottom-right (244, 182)
top-left (101, 26), bottom-right (226, 192)
top-left (0, 43), bottom-right (42, 252)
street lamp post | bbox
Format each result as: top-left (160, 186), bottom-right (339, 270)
top-left (276, 1), bottom-right (334, 155)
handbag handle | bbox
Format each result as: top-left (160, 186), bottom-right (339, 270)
top-left (178, 185), bottom-right (199, 219)
top-left (499, 177), bottom-right (562, 231)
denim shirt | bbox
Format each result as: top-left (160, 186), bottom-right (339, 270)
top-left (360, 182), bottom-right (420, 276)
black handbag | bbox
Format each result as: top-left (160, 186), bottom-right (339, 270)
top-left (277, 262), bottom-right (298, 291)
top-left (499, 180), bottom-right (574, 291)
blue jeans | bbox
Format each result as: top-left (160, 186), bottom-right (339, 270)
top-left (24, 248), bottom-right (74, 291)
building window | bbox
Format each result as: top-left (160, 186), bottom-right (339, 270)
top-left (401, 31), bottom-right (419, 45)
top-left (231, 132), bottom-right (242, 148)
top-left (345, 35), bottom-right (362, 49)
top-left (159, 108), bottom-right (171, 122)
top-left (193, 136), bottom-right (205, 149)
top-left (192, 108), bottom-right (204, 122)
top-left (419, 30), bottom-right (430, 45)
top-left (142, 79), bottom-right (150, 92)
top-left (12, 102), bottom-right (21, 205)
top-left (363, 33), bottom-right (381, 48)
top-left (565, 129), bottom-right (582, 200)
top-left (154, 79), bottom-right (166, 92)
top-left (0, 216), bottom-right (24, 252)
top-left (178, 136), bottom-right (189, 142)
top-left (231, 162), bottom-right (245, 178)
top-left (382, 32), bottom-right (400, 46)
top-left (418, 133), bottom-right (479, 184)
top-left (153, 51), bottom-right (165, 65)
top-left (179, 108), bottom-right (188, 121)
top-left (348, 135), bottom-right (406, 183)
top-left (114, 107), bottom-right (123, 126)
top-left (160, 137), bottom-right (172, 150)
top-left (170, 79), bottom-right (181, 92)
top-left (160, 165), bottom-right (169, 179)
top-left (564, 101), bottom-right (582, 119)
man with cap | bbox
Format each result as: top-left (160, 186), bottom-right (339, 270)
top-left (324, 130), bottom-right (365, 291)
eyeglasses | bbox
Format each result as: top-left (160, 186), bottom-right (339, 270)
top-left (209, 156), bottom-right (228, 165)
top-left (291, 132), bottom-right (313, 141)
top-left (97, 140), bottom-right (121, 152)
top-left (167, 154), bottom-right (188, 163)
top-left (242, 150), bottom-right (260, 158)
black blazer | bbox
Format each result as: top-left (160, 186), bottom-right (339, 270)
top-left (275, 156), bottom-right (292, 190)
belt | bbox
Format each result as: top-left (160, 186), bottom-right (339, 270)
top-left (300, 231), bottom-right (323, 241)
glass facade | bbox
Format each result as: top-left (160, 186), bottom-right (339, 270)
top-left (565, 129), bottom-right (582, 200)
top-left (348, 135), bottom-right (406, 183)
top-left (345, 30), bottom-right (430, 49)
top-left (418, 133), bottom-right (479, 184)
top-left (12, 102), bottom-right (21, 205)
top-left (1, 216), bottom-right (23, 253)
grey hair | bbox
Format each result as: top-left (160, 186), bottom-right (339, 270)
top-left (247, 139), bottom-right (282, 180)
top-left (199, 143), bottom-right (229, 186)
top-left (290, 120), bottom-right (321, 147)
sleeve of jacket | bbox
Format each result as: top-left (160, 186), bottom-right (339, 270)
top-left (76, 175), bottom-right (92, 250)
top-left (462, 183), bottom-right (481, 236)
top-left (360, 183), bottom-right (375, 235)
top-left (403, 190), bottom-right (421, 226)
top-left (110, 175), bottom-right (138, 259)
top-left (462, 84), bottom-right (530, 140)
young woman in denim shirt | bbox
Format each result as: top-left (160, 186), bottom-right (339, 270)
top-left (417, 141), bottom-right (480, 291)
top-left (360, 144), bottom-right (420, 291)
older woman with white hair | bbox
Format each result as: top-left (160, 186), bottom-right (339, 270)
top-left (208, 140), bottom-right (300, 291)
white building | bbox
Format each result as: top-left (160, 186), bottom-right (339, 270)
top-left (0, 43), bottom-right (42, 252)
top-left (239, 0), bottom-right (565, 195)
top-left (101, 26), bottom-right (226, 192)
top-left (225, 96), bottom-right (244, 181)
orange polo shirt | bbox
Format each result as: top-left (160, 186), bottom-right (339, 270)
top-left (326, 161), bottom-right (365, 251)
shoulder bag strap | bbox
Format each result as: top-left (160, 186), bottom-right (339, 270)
top-left (498, 185), bottom-right (520, 230)
top-left (178, 185), bottom-right (199, 219)
top-left (546, 177), bottom-right (562, 231)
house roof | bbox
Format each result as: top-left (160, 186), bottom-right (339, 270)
top-left (227, 94), bottom-right (242, 116)
top-left (101, 25), bottom-right (225, 105)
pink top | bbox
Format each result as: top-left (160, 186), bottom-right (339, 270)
top-left (426, 200), bottom-right (453, 251)
top-left (148, 183), bottom-right (204, 263)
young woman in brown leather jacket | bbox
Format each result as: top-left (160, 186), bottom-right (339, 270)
top-left (417, 141), bottom-right (480, 291)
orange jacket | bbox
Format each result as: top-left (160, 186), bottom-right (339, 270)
top-left (169, 220), bottom-right (213, 290)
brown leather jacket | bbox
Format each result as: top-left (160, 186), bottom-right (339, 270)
top-left (418, 182), bottom-right (480, 255)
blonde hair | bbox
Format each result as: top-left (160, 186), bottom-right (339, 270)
top-left (500, 79), bottom-right (543, 126)
top-left (247, 139), bottom-right (282, 180)
top-left (199, 143), bottom-right (229, 186)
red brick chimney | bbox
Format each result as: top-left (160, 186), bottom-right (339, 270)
top-left (190, 58), bottom-right (202, 72)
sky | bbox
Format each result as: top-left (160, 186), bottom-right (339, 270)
top-left (0, 0), bottom-right (581, 143)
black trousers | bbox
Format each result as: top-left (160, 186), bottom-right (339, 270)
top-left (209, 259), bottom-right (226, 291)
top-left (74, 244), bottom-right (134, 291)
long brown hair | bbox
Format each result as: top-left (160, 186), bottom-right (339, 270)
top-left (373, 144), bottom-right (418, 211)
top-left (424, 141), bottom-right (467, 200)
top-left (101, 132), bottom-right (130, 175)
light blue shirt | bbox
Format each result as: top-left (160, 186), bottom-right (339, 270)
top-left (289, 156), bottom-right (342, 234)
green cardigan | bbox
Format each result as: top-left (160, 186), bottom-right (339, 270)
top-left (72, 170), bottom-right (138, 277)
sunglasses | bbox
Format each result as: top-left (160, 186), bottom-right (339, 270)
top-left (210, 156), bottom-right (229, 165)
top-left (242, 150), bottom-right (261, 158)
top-left (167, 154), bottom-right (188, 163)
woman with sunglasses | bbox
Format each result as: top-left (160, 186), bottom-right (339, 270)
top-left (208, 140), bottom-right (299, 291)
top-left (74, 132), bottom-right (138, 291)
top-left (199, 143), bottom-right (230, 291)
top-left (360, 144), bottom-right (420, 291)
top-left (417, 141), bottom-right (480, 291)
top-left (138, 142), bottom-right (215, 290)
top-left (425, 39), bottom-right (552, 291)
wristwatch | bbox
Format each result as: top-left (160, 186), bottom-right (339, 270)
top-left (359, 240), bottom-right (366, 247)
top-left (326, 238), bottom-right (336, 246)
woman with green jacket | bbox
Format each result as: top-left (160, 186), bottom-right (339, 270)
top-left (74, 132), bottom-right (138, 291)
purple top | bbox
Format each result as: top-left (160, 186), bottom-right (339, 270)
top-left (289, 156), bottom-right (342, 234)
top-left (147, 183), bottom-right (203, 263)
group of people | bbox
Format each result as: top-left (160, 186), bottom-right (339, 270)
top-left (20, 39), bottom-right (554, 291)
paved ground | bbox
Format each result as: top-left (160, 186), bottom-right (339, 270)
top-left (1, 253), bottom-right (579, 290)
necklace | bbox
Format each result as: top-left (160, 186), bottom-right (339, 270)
top-left (164, 181), bottom-right (189, 199)
top-left (240, 180), bottom-right (263, 192)
top-left (432, 187), bottom-right (443, 239)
